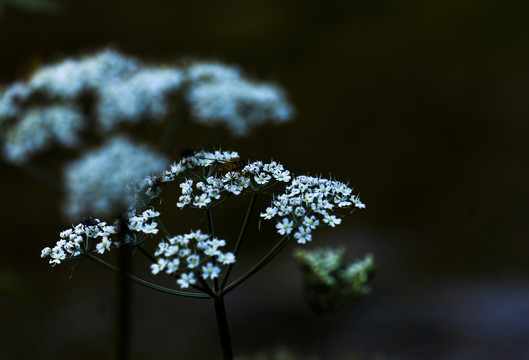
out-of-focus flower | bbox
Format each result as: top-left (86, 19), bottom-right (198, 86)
top-left (294, 248), bottom-right (375, 319)
top-left (63, 136), bottom-right (168, 219)
top-left (184, 62), bottom-right (295, 136)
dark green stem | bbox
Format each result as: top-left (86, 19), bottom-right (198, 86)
top-left (137, 244), bottom-right (157, 263)
top-left (115, 246), bottom-right (131, 360)
top-left (221, 235), bottom-right (290, 296)
top-left (320, 318), bottom-right (332, 360)
top-left (86, 253), bottom-right (209, 299)
top-left (220, 192), bottom-right (258, 289)
top-left (213, 296), bottom-right (233, 360)
top-left (205, 208), bottom-right (220, 293)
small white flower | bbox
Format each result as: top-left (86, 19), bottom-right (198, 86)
top-left (218, 252), bottom-right (236, 265)
top-left (41, 247), bottom-right (52, 258)
top-left (274, 170), bottom-right (291, 182)
top-left (193, 193), bottom-right (211, 208)
top-left (95, 237), bottom-right (112, 254)
top-left (203, 246), bottom-right (219, 257)
top-left (294, 227), bottom-right (312, 244)
top-left (276, 218), bottom-right (294, 235)
top-left (323, 214), bottom-right (342, 227)
top-left (294, 206), bottom-right (306, 217)
top-left (260, 206), bottom-right (278, 220)
top-left (302, 215), bottom-right (320, 229)
top-left (352, 195), bottom-right (366, 209)
top-left (165, 258), bottom-right (180, 274)
top-left (177, 272), bottom-right (197, 289)
top-left (177, 195), bottom-right (192, 208)
top-left (201, 262), bottom-right (221, 280)
top-left (151, 258), bottom-right (167, 274)
top-left (141, 221), bottom-right (159, 234)
top-left (186, 254), bottom-right (200, 268)
top-left (142, 209), bottom-right (160, 218)
top-left (49, 249), bottom-right (66, 266)
top-left (254, 173), bottom-right (272, 185)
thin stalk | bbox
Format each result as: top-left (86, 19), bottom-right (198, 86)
top-left (220, 192), bottom-right (258, 289)
top-left (213, 296), bottom-right (233, 360)
top-left (86, 253), bottom-right (209, 299)
top-left (221, 235), bottom-right (290, 296)
top-left (137, 244), bottom-right (157, 263)
top-left (156, 218), bottom-right (172, 238)
top-left (115, 247), bottom-right (131, 360)
top-left (320, 318), bottom-right (332, 360)
top-left (158, 99), bottom-right (185, 152)
top-left (206, 208), bottom-right (219, 293)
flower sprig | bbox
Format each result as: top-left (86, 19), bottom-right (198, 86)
top-left (42, 150), bottom-right (366, 298)
top-left (261, 175), bottom-right (365, 244)
top-left (41, 219), bottom-right (117, 266)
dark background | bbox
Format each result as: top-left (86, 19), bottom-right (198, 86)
top-left (1, 1), bottom-right (528, 359)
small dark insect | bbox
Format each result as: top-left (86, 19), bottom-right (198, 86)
top-left (151, 175), bottom-right (163, 188)
top-left (81, 217), bottom-right (99, 226)
top-left (216, 158), bottom-right (247, 173)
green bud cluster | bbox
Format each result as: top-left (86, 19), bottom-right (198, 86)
top-left (294, 248), bottom-right (375, 319)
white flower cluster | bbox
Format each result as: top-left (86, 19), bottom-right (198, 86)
top-left (3, 104), bottom-right (84, 163)
top-left (127, 208), bottom-right (161, 235)
top-left (261, 176), bottom-right (366, 244)
top-left (96, 67), bottom-right (183, 132)
top-left (63, 136), bottom-right (168, 219)
top-left (185, 62), bottom-right (294, 136)
top-left (41, 220), bottom-right (117, 266)
top-left (150, 230), bottom-right (235, 289)
top-left (28, 49), bottom-right (138, 99)
top-left (0, 50), bottom-right (294, 165)
top-left (145, 150), bottom-right (292, 209)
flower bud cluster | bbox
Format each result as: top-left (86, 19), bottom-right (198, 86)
top-left (41, 220), bottom-right (117, 266)
top-left (261, 175), bottom-right (365, 243)
top-left (294, 247), bottom-right (375, 318)
top-left (150, 230), bottom-right (235, 289)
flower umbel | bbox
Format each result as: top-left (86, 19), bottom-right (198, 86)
top-left (294, 248), bottom-right (375, 319)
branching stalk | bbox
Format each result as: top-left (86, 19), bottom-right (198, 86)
top-left (220, 192), bottom-right (258, 289)
top-left (86, 253), bottom-right (209, 299)
top-left (222, 234), bottom-right (290, 295)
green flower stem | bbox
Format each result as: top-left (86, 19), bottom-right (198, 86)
top-left (320, 318), bottom-right (332, 360)
top-left (156, 218), bottom-right (172, 238)
top-left (221, 234), bottom-right (291, 296)
top-left (86, 253), bottom-right (209, 299)
top-left (213, 295), bottom-right (233, 360)
top-left (205, 208), bottom-right (220, 293)
top-left (220, 192), bottom-right (258, 289)
top-left (115, 246), bottom-right (131, 360)
top-left (137, 244), bottom-right (157, 263)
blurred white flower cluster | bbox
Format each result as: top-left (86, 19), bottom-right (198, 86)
top-left (63, 136), bottom-right (168, 219)
top-left (185, 62), bottom-right (294, 136)
top-left (0, 49), bottom-right (294, 164)
top-left (0, 49), bottom-right (295, 220)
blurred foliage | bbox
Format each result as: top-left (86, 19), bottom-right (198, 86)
top-left (0, 0), bottom-right (62, 16)
top-left (0, 268), bottom-right (37, 299)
